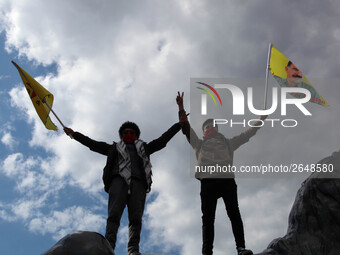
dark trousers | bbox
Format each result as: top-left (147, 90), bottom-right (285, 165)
top-left (200, 179), bottom-right (245, 255)
top-left (105, 176), bottom-right (146, 255)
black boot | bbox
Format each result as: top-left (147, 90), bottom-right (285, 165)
top-left (237, 247), bottom-right (253, 255)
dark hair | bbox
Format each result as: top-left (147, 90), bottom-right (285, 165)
top-left (119, 121), bottom-right (140, 138)
top-left (202, 118), bottom-right (217, 131)
top-left (287, 60), bottom-right (292, 67)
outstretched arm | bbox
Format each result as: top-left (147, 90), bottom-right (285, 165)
top-left (146, 123), bottom-right (181, 155)
top-left (63, 127), bottom-right (110, 156)
top-left (64, 127), bottom-right (74, 137)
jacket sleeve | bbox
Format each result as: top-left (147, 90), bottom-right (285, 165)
top-left (146, 123), bottom-right (181, 155)
top-left (73, 132), bottom-right (111, 156)
top-left (229, 121), bottom-right (262, 151)
top-left (179, 110), bottom-right (202, 151)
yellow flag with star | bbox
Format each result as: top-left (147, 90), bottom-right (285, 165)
top-left (12, 61), bottom-right (58, 131)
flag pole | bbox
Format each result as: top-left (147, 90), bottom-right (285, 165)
top-left (264, 43), bottom-right (273, 110)
top-left (42, 99), bottom-right (65, 129)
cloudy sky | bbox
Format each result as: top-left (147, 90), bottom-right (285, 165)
top-left (0, 1), bottom-right (339, 254)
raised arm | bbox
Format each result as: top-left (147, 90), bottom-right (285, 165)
top-left (229, 115), bottom-right (267, 151)
top-left (176, 92), bottom-right (202, 151)
top-left (64, 127), bottom-right (111, 156)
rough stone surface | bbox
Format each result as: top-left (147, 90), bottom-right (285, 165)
top-left (41, 231), bottom-right (114, 255)
top-left (256, 151), bottom-right (340, 255)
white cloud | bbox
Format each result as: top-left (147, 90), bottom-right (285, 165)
top-left (11, 198), bottom-right (44, 220)
top-left (1, 153), bottom-right (35, 177)
top-left (28, 206), bottom-right (106, 240)
top-left (1, 153), bottom-right (61, 194)
top-left (117, 225), bottom-right (129, 246)
top-left (0, 209), bottom-right (17, 222)
top-left (0, 194), bottom-right (47, 222)
top-left (0, 75), bottom-right (10, 80)
top-left (1, 131), bottom-right (17, 149)
top-left (0, 152), bottom-right (107, 244)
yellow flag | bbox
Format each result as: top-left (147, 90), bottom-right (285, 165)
top-left (270, 45), bottom-right (329, 106)
top-left (12, 61), bottom-right (58, 131)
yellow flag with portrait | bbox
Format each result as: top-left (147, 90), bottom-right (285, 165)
top-left (270, 45), bottom-right (329, 106)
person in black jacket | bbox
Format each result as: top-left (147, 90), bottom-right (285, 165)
top-left (64, 119), bottom-right (183, 255)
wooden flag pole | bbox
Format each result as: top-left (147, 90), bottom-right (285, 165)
top-left (42, 99), bottom-right (65, 129)
top-left (264, 42), bottom-right (273, 110)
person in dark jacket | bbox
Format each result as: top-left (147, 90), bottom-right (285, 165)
top-left (64, 119), bottom-right (182, 255)
top-left (176, 92), bottom-right (266, 255)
